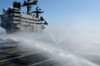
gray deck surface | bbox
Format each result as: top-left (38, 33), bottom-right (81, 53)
top-left (0, 39), bottom-right (64, 66)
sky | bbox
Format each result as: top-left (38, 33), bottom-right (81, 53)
top-left (0, 0), bottom-right (100, 28)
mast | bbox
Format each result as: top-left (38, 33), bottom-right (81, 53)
top-left (27, 0), bottom-right (31, 15)
top-left (32, 6), bottom-right (44, 18)
top-left (22, 0), bottom-right (38, 15)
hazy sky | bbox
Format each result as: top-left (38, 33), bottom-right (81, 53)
top-left (0, 0), bottom-right (100, 28)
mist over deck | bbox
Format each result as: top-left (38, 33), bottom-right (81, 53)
top-left (0, 35), bottom-right (66, 66)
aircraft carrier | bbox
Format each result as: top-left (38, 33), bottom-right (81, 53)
top-left (0, 0), bottom-right (66, 66)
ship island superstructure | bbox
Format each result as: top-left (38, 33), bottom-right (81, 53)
top-left (0, 0), bottom-right (48, 34)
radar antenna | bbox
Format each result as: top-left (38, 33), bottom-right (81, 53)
top-left (22, 0), bottom-right (38, 15)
